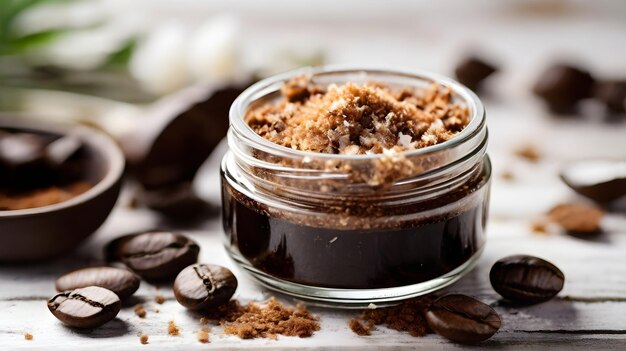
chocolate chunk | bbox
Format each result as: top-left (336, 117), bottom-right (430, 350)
top-left (55, 267), bottom-right (140, 300)
top-left (454, 56), bottom-right (498, 91)
top-left (560, 160), bottom-right (626, 203)
top-left (48, 286), bottom-right (121, 329)
top-left (111, 231), bottom-right (200, 280)
top-left (533, 64), bottom-right (595, 113)
top-left (490, 255), bottom-right (564, 304)
top-left (547, 202), bottom-right (604, 234)
top-left (173, 264), bottom-right (238, 310)
top-left (594, 80), bottom-right (626, 113)
top-left (426, 294), bottom-right (501, 344)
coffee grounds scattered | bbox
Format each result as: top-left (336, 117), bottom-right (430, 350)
top-left (139, 334), bottom-right (149, 344)
top-left (168, 320), bottom-right (180, 336)
top-left (515, 145), bottom-right (541, 162)
top-left (197, 327), bottom-right (210, 343)
top-left (531, 221), bottom-right (549, 234)
top-left (24, 332), bottom-right (33, 341)
top-left (349, 296), bottom-right (435, 337)
top-left (348, 318), bottom-right (374, 336)
top-left (134, 304), bottom-right (146, 318)
top-left (547, 203), bottom-right (604, 233)
top-left (155, 295), bottom-right (165, 304)
top-left (201, 298), bottom-right (319, 339)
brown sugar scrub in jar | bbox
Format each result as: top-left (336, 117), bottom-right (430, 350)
top-left (221, 67), bottom-right (490, 305)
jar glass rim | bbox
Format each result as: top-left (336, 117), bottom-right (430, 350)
top-left (229, 65), bottom-right (485, 161)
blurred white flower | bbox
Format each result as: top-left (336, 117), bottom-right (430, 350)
top-left (12, 0), bottom-right (106, 36)
top-left (187, 15), bottom-right (240, 85)
top-left (129, 22), bottom-right (191, 95)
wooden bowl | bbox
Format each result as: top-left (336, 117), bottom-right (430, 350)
top-left (0, 119), bottom-right (124, 261)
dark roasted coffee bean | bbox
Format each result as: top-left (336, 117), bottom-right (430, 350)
top-left (48, 286), bottom-right (121, 329)
top-left (173, 263), bottom-right (238, 310)
top-left (115, 231), bottom-right (200, 280)
top-left (55, 267), bottom-right (140, 300)
top-left (454, 56), bottom-right (498, 91)
top-left (426, 294), bottom-right (501, 344)
top-left (560, 160), bottom-right (626, 203)
top-left (594, 80), bottom-right (626, 113)
top-left (533, 64), bottom-right (594, 114)
top-left (490, 255), bottom-right (564, 304)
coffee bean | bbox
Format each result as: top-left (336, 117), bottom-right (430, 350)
top-left (55, 267), bottom-right (140, 300)
top-left (173, 264), bottom-right (237, 310)
top-left (48, 286), bottom-right (121, 329)
top-left (426, 294), bottom-right (501, 344)
top-left (112, 231), bottom-right (200, 280)
top-left (454, 56), bottom-right (498, 91)
top-left (560, 160), bottom-right (626, 203)
top-left (533, 64), bottom-right (594, 114)
top-left (490, 255), bottom-right (564, 304)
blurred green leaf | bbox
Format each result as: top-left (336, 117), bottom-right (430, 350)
top-left (105, 40), bottom-right (136, 67)
top-left (0, 30), bottom-right (65, 54)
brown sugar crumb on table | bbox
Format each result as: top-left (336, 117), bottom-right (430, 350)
top-left (350, 296), bottom-right (434, 337)
top-left (348, 318), bottom-right (374, 336)
top-left (134, 304), bottom-right (146, 318)
top-left (247, 76), bottom-right (470, 155)
top-left (23, 332), bottom-right (33, 341)
top-left (221, 298), bottom-right (320, 339)
top-left (197, 327), bottom-right (210, 343)
top-left (139, 334), bottom-right (149, 345)
top-left (154, 295), bottom-right (165, 304)
top-left (168, 320), bottom-right (180, 336)
top-left (514, 144), bottom-right (542, 162)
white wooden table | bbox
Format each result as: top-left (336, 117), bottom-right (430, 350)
top-left (1, 1), bottom-right (626, 349)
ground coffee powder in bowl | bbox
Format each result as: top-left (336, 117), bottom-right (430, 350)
top-left (221, 67), bottom-right (491, 305)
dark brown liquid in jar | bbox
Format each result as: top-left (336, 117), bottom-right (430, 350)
top-left (221, 171), bottom-right (489, 289)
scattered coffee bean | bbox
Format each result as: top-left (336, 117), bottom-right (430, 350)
top-left (547, 203), bottom-right (604, 234)
top-left (560, 160), bottom-right (626, 203)
top-left (47, 286), bottom-right (121, 329)
top-left (533, 63), bottom-right (594, 113)
top-left (55, 267), bottom-right (140, 300)
top-left (426, 294), bottom-right (501, 344)
top-left (594, 80), bottom-right (626, 113)
top-left (110, 231), bottom-right (200, 280)
top-left (490, 255), bottom-right (564, 304)
top-left (454, 56), bottom-right (498, 91)
top-left (174, 264), bottom-right (238, 310)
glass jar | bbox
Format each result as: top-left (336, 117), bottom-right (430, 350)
top-left (221, 67), bottom-right (491, 306)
